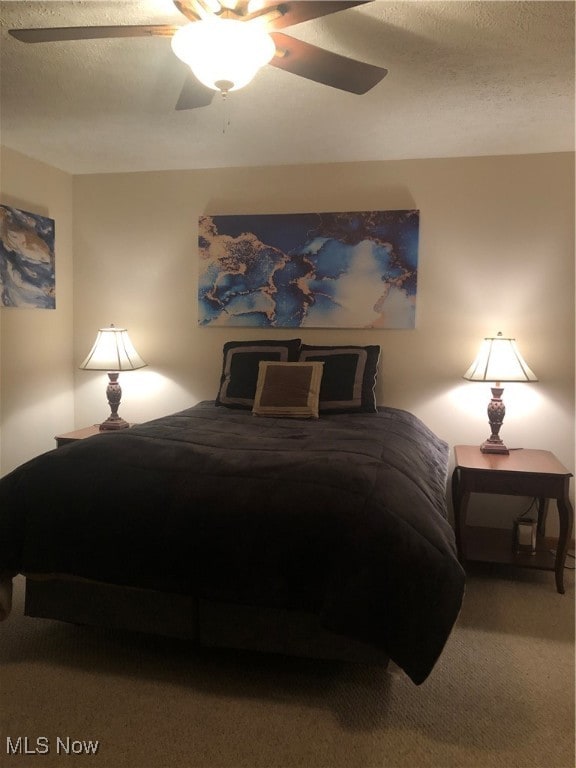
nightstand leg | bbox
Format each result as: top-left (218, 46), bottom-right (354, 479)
top-left (451, 467), bottom-right (469, 561)
top-left (555, 494), bottom-right (574, 595)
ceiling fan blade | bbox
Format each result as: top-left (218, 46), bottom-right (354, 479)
top-left (259, 1), bottom-right (372, 31)
top-left (175, 73), bottom-right (216, 110)
top-left (269, 32), bottom-right (387, 95)
top-left (8, 25), bottom-right (178, 44)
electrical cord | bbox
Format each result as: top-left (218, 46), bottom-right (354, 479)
top-left (517, 496), bottom-right (538, 520)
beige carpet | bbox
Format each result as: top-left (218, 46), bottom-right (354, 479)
top-left (1, 565), bottom-right (574, 768)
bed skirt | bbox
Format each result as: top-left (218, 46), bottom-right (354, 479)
top-left (24, 576), bottom-right (390, 665)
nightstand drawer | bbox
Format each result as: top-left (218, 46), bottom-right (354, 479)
top-left (462, 470), bottom-right (567, 498)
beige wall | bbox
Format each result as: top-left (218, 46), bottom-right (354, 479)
top-left (1, 149), bottom-right (574, 536)
top-left (72, 153), bottom-right (575, 532)
top-left (0, 146), bottom-right (75, 475)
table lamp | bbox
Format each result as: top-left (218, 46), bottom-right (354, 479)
top-left (463, 331), bottom-right (537, 454)
top-left (79, 324), bottom-right (147, 430)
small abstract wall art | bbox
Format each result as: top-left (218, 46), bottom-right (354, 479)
top-left (0, 204), bottom-right (56, 309)
top-left (198, 209), bottom-right (419, 328)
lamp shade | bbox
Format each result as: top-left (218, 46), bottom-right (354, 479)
top-left (171, 18), bottom-right (275, 92)
top-left (463, 332), bottom-right (537, 383)
top-left (79, 325), bottom-right (147, 372)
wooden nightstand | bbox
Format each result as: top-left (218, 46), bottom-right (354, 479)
top-left (55, 424), bottom-right (136, 447)
top-left (55, 425), bottom-right (104, 448)
top-left (452, 445), bottom-right (574, 593)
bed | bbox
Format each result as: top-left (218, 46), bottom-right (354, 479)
top-left (0, 340), bottom-right (465, 685)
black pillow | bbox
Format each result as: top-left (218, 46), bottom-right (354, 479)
top-left (216, 339), bottom-right (302, 409)
top-left (298, 344), bottom-right (380, 413)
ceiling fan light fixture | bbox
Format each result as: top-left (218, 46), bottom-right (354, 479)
top-left (247, 0), bottom-right (266, 12)
top-left (171, 18), bottom-right (275, 92)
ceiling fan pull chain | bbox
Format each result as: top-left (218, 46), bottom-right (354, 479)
top-left (220, 90), bottom-right (232, 134)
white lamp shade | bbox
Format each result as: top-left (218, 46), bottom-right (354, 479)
top-left (463, 333), bottom-right (537, 383)
top-left (171, 18), bottom-right (275, 92)
top-left (80, 325), bottom-right (147, 371)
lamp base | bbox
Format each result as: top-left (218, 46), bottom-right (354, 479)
top-left (99, 415), bottom-right (130, 431)
top-left (480, 438), bottom-right (509, 455)
top-left (99, 372), bottom-right (130, 430)
top-left (480, 385), bottom-right (509, 454)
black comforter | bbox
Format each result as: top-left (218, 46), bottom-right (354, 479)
top-left (0, 402), bottom-right (464, 684)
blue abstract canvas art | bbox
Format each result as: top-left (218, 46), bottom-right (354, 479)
top-left (198, 210), bottom-right (419, 328)
top-left (0, 205), bottom-right (56, 309)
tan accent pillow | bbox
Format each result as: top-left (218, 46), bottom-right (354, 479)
top-left (252, 361), bottom-right (324, 419)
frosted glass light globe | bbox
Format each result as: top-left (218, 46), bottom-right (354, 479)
top-left (171, 18), bottom-right (275, 92)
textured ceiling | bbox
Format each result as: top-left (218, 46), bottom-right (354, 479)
top-left (0, 0), bottom-right (574, 175)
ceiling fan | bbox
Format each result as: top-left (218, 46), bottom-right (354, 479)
top-left (8, 0), bottom-right (388, 110)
